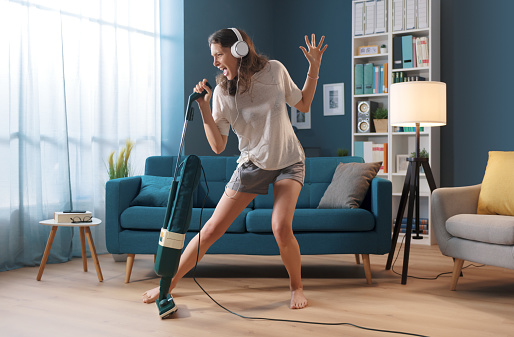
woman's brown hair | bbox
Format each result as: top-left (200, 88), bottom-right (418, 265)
top-left (208, 28), bottom-right (268, 96)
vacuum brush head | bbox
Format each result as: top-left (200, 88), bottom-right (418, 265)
top-left (157, 294), bottom-right (177, 319)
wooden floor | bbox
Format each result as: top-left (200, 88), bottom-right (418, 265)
top-left (1, 244), bottom-right (513, 337)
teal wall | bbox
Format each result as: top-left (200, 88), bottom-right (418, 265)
top-left (162, 0), bottom-right (514, 187)
top-left (180, 0), bottom-right (352, 158)
top-left (440, 0), bottom-right (514, 187)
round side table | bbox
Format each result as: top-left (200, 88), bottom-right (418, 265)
top-left (37, 218), bottom-right (103, 282)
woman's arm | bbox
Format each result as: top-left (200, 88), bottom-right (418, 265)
top-left (195, 80), bottom-right (228, 154)
top-left (295, 34), bottom-right (327, 113)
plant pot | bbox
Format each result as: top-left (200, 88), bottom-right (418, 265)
top-left (373, 119), bottom-right (388, 133)
top-left (380, 47), bottom-right (388, 54)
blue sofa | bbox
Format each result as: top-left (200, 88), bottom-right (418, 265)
top-left (105, 156), bottom-right (392, 283)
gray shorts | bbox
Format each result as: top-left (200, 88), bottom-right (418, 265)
top-left (226, 161), bottom-right (305, 195)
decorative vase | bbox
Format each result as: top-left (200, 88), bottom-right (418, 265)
top-left (373, 119), bottom-right (388, 133)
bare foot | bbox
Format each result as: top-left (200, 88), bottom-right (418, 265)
top-left (290, 288), bottom-right (308, 309)
top-left (142, 286), bottom-right (160, 304)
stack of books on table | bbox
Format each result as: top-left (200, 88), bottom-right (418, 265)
top-left (54, 211), bottom-right (92, 223)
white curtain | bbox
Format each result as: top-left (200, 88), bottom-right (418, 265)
top-left (0, 0), bottom-right (161, 271)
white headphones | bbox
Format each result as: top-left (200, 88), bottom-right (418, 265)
top-left (229, 28), bottom-right (249, 58)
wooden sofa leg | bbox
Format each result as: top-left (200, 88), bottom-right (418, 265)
top-left (362, 254), bottom-right (372, 285)
top-left (450, 258), bottom-right (465, 291)
top-left (125, 254), bottom-right (135, 283)
top-left (354, 254), bottom-right (361, 265)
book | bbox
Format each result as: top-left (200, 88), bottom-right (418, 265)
top-left (383, 63), bottom-right (388, 93)
top-left (383, 143), bottom-right (388, 173)
top-left (419, 36), bottom-right (429, 67)
top-left (378, 65), bottom-right (384, 94)
top-left (374, 66), bottom-right (379, 94)
top-left (372, 143), bottom-right (385, 172)
top-left (394, 218), bottom-right (429, 225)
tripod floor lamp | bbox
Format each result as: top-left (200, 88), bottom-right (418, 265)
top-left (385, 81), bottom-right (447, 284)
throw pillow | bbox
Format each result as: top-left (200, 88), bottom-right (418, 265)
top-left (477, 151), bottom-right (514, 216)
top-left (130, 175), bottom-right (173, 207)
top-left (318, 162), bottom-right (382, 209)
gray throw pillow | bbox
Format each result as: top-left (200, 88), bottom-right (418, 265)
top-left (318, 162), bottom-right (382, 209)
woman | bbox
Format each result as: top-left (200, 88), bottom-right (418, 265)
top-left (143, 28), bottom-right (326, 309)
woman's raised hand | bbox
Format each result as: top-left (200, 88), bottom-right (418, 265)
top-left (299, 34), bottom-right (327, 69)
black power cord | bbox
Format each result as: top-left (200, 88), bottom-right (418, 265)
top-left (188, 165), bottom-right (429, 337)
top-left (391, 234), bottom-right (485, 281)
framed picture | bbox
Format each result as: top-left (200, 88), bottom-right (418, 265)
top-left (323, 83), bottom-right (345, 116)
top-left (396, 154), bottom-right (409, 173)
top-left (291, 107), bottom-right (311, 129)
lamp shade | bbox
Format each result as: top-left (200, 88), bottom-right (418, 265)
top-left (389, 81), bottom-right (446, 127)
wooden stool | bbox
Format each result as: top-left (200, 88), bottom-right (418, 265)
top-left (37, 218), bottom-right (103, 282)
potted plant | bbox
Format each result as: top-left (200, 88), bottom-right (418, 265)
top-left (337, 148), bottom-right (349, 157)
top-left (107, 138), bottom-right (134, 180)
top-left (372, 107), bottom-right (388, 133)
top-left (380, 44), bottom-right (388, 54)
top-left (410, 148), bottom-right (429, 158)
top-left (410, 148), bottom-right (429, 173)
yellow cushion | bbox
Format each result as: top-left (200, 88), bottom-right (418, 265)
top-left (477, 151), bottom-right (514, 216)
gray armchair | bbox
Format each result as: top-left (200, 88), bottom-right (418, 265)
top-left (431, 184), bottom-right (514, 290)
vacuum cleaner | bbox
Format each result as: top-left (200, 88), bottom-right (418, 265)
top-left (154, 82), bottom-right (211, 318)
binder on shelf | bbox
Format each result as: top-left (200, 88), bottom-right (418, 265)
top-left (354, 141), bottom-right (373, 163)
top-left (364, 0), bottom-right (376, 35)
top-left (402, 35), bottom-right (413, 68)
top-left (354, 141), bottom-right (364, 158)
top-left (363, 141), bottom-right (373, 163)
top-left (392, 0), bottom-right (404, 32)
top-left (363, 63), bottom-right (374, 95)
top-left (354, 64), bottom-right (364, 95)
top-left (354, 1), bottom-right (365, 36)
top-left (405, 0), bottom-right (416, 30)
top-left (417, 0), bottom-right (428, 29)
top-left (393, 36), bottom-right (403, 69)
top-left (375, 0), bottom-right (387, 33)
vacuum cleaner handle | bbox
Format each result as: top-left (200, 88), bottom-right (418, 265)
top-left (189, 81), bottom-right (212, 102)
top-left (185, 81), bottom-right (212, 122)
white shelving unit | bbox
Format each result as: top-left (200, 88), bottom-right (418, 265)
top-left (351, 0), bottom-right (440, 245)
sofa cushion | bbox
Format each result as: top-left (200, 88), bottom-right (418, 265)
top-left (120, 206), bottom-right (248, 233)
top-left (130, 175), bottom-right (172, 207)
top-left (120, 206), bottom-right (167, 230)
top-left (477, 151), bottom-right (514, 216)
top-left (318, 162), bottom-right (381, 209)
top-left (246, 208), bottom-right (375, 233)
top-left (188, 208), bottom-right (250, 233)
top-left (446, 214), bottom-right (514, 245)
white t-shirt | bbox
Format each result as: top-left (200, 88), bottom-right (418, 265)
top-left (212, 60), bottom-right (304, 170)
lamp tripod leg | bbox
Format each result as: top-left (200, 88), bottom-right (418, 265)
top-left (386, 163), bottom-right (413, 270)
